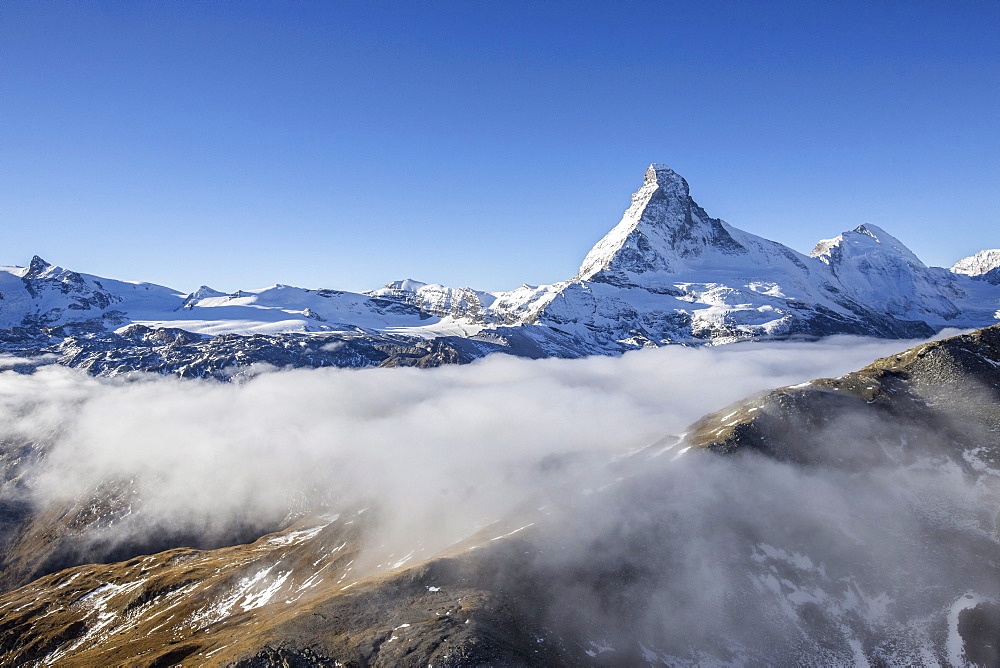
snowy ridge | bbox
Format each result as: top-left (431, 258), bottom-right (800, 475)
top-left (810, 224), bottom-right (963, 323)
top-left (952, 249), bottom-right (1000, 276)
top-left (519, 169), bottom-right (1000, 348)
top-left (2, 164), bottom-right (999, 372)
top-left (0, 259), bottom-right (484, 340)
top-left (0, 256), bottom-right (183, 330)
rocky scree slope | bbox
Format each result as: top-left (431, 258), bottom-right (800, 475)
top-left (3, 165), bottom-right (1000, 376)
top-left (0, 326), bottom-right (999, 665)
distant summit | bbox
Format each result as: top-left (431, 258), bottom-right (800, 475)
top-left (576, 164), bottom-right (744, 282)
top-left (25, 255), bottom-right (51, 277)
top-left (952, 249), bottom-right (1000, 277)
top-left (809, 224), bottom-right (960, 323)
top-left (811, 224), bottom-right (923, 265)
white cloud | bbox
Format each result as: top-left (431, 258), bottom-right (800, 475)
top-left (0, 333), bottom-right (945, 555)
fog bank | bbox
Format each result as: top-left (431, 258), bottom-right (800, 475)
top-left (0, 332), bottom-right (971, 558)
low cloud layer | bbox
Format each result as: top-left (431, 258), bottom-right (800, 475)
top-left (0, 331), bottom-right (972, 554)
top-left (1, 329), bottom-right (998, 661)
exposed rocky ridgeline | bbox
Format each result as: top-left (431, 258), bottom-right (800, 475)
top-left (687, 323), bottom-right (1000, 468)
top-left (2, 164), bottom-right (999, 376)
top-left (952, 249), bottom-right (1000, 279)
top-left (952, 249), bottom-right (1000, 286)
top-left (2, 324), bottom-right (517, 378)
top-left (1, 327), bottom-right (999, 665)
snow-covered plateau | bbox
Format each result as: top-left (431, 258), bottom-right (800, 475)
top-left (3, 164), bottom-right (999, 376)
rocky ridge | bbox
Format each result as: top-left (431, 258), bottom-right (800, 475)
top-left (952, 248), bottom-right (1000, 278)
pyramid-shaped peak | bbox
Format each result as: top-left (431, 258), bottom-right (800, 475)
top-left (27, 255), bottom-right (51, 273)
top-left (192, 285), bottom-right (225, 299)
top-left (24, 255), bottom-right (58, 280)
top-left (644, 163), bottom-right (689, 192)
top-left (21, 255), bottom-right (89, 285)
top-left (576, 163), bottom-right (744, 281)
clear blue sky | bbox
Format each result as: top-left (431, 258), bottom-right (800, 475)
top-left (3, 1), bottom-right (998, 293)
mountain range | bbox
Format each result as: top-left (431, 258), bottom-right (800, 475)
top-left (3, 163), bottom-right (999, 377)
top-left (3, 166), bottom-right (1000, 665)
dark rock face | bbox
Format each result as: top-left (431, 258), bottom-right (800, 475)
top-left (0, 326), bottom-right (510, 379)
top-left (978, 266), bottom-right (1000, 285)
top-left (959, 601), bottom-right (1000, 668)
top-left (688, 324), bottom-right (1000, 466)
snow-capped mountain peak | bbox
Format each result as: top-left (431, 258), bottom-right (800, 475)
top-left (809, 223), bottom-right (963, 323)
top-left (811, 224), bottom-right (924, 267)
top-left (21, 255), bottom-right (89, 283)
top-left (576, 164), bottom-right (746, 282)
top-left (25, 255), bottom-right (51, 277)
top-left (951, 249), bottom-right (1000, 276)
top-left (643, 163), bottom-right (689, 196)
top-left (191, 285), bottom-right (226, 299)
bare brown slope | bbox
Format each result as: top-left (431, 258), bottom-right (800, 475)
top-left (0, 514), bottom-right (365, 666)
top-left (0, 507), bottom-right (565, 667)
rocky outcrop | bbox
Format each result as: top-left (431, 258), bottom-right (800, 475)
top-left (687, 323), bottom-right (1000, 466)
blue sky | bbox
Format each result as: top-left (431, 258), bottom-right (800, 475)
top-left (3, 1), bottom-right (998, 293)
